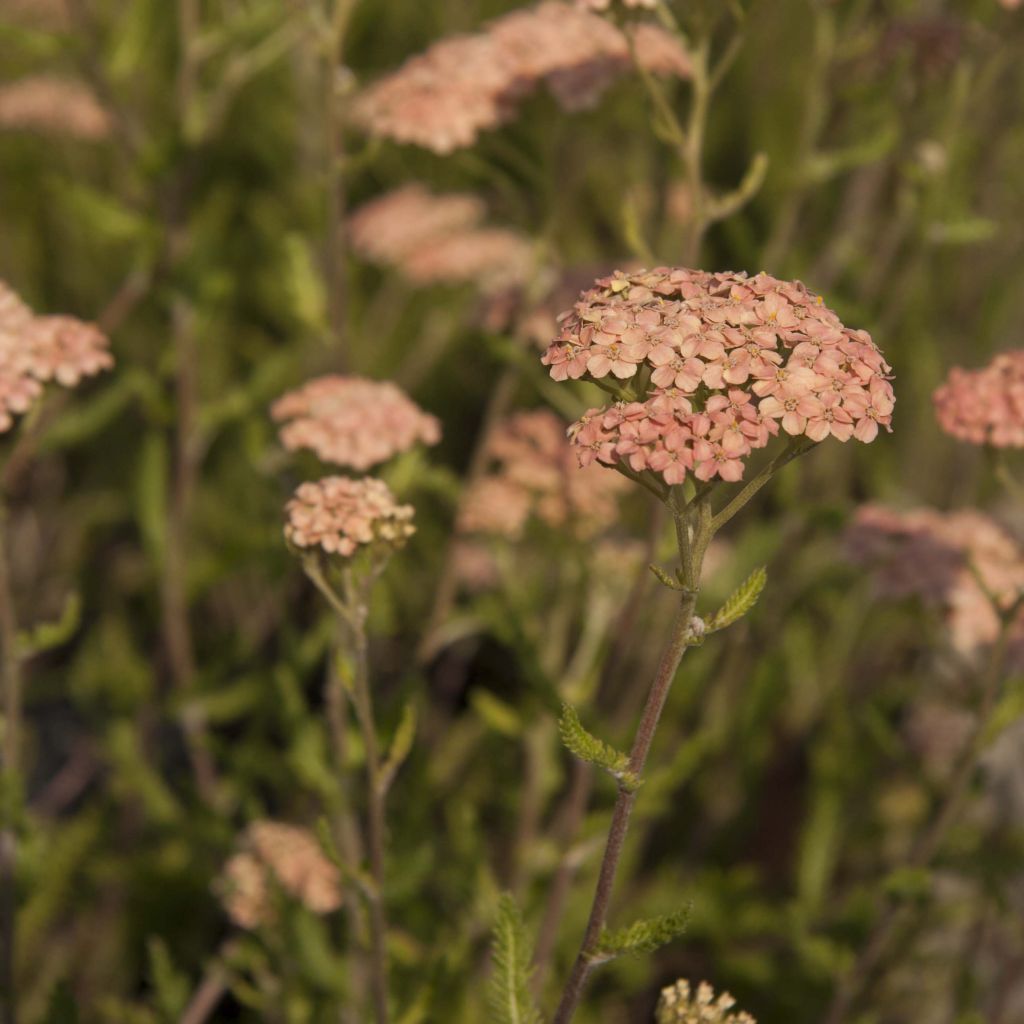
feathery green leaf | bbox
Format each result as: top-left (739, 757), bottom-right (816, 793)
top-left (558, 704), bottom-right (641, 791)
top-left (487, 894), bottom-right (543, 1024)
top-left (596, 906), bottom-right (691, 961)
top-left (706, 566), bottom-right (767, 633)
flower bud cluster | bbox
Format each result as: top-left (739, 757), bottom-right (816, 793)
top-left (1, 280), bottom-right (113, 432)
top-left (353, 2), bottom-right (690, 154)
top-left (933, 350), bottom-right (1024, 447)
top-left (217, 821), bottom-right (342, 930)
top-left (542, 267), bottom-right (894, 486)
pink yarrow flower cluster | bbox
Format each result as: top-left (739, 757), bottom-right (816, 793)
top-left (657, 979), bottom-right (756, 1024)
top-left (459, 409), bottom-right (628, 539)
top-left (272, 375), bottom-right (440, 471)
top-left (845, 505), bottom-right (1024, 661)
top-left (353, 1), bottom-right (690, 154)
top-left (933, 350), bottom-right (1024, 447)
top-left (285, 477), bottom-right (415, 557)
top-left (541, 267), bottom-right (894, 486)
top-left (0, 280), bottom-right (113, 432)
top-left (349, 185), bottom-right (534, 292)
top-left (218, 821), bottom-right (342, 930)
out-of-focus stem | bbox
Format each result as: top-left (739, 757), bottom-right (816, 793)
top-left (823, 614), bottom-right (1017, 1024)
top-left (0, 499), bottom-right (21, 1024)
top-left (551, 500), bottom-right (709, 1023)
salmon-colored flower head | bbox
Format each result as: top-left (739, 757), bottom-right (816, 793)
top-left (459, 409), bottom-right (629, 539)
top-left (217, 821), bottom-right (342, 930)
top-left (353, 1), bottom-right (690, 154)
top-left (0, 280), bottom-right (113, 433)
top-left (272, 375), bottom-right (440, 470)
top-left (845, 505), bottom-right (1024, 660)
top-left (657, 979), bottom-right (756, 1024)
top-left (285, 477), bottom-right (415, 557)
top-left (0, 76), bottom-right (110, 140)
top-left (541, 267), bottom-right (894, 487)
top-left (933, 351), bottom-right (1024, 448)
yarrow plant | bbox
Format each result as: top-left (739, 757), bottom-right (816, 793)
top-left (272, 375), bottom-right (440, 471)
top-left (933, 350), bottom-right (1024, 448)
top-left (538, 266), bottom-right (893, 1023)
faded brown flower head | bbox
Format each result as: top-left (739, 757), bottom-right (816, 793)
top-left (0, 75), bottom-right (110, 139)
top-left (353, 1), bottom-right (690, 153)
top-left (656, 979), bottom-right (756, 1024)
top-left (0, 280), bottom-right (113, 433)
top-left (217, 821), bottom-right (342, 930)
top-left (285, 476), bottom-right (416, 558)
top-left (459, 409), bottom-right (629, 539)
top-left (845, 505), bottom-right (1024, 661)
top-left (272, 375), bottom-right (441, 470)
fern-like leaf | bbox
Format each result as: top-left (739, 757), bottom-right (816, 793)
top-left (487, 894), bottom-right (543, 1024)
top-left (706, 566), bottom-right (767, 633)
top-left (558, 703), bottom-right (641, 791)
top-left (596, 906), bottom-right (691, 961)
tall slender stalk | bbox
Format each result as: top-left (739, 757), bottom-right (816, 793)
top-left (0, 499), bottom-right (21, 1024)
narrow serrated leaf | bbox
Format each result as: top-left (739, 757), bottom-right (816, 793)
top-left (706, 566), bottom-right (767, 633)
top-left (381, 702), bottom-right (417, 792)
top-left (487, 894), bottom-right (543, 1024)
top-left (558, 704), bottom-right (640, 791)
top-left (596, 906), bottom-right (690, 961)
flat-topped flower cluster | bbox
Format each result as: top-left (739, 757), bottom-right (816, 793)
top-left (1, 280), bottom-right (113, 432)
top-left (349, 185), bottom-right (534, 292)
top-left (933, 350), bottom-right (1024, 447)
top-left (353, 1), bottom-right (690, 154)
top-left (656, 979), bottom-right (756, 1024)
top-left (541, 267), bottom-right (894, 485)
top-left (273, 375), bottom-right (441, 472)
top-left (284, 477), bottom-right (415, 557)
top-left (218, 820), bottom-right (342, 930)
top-left (459, 409), bottom-right (628, 539)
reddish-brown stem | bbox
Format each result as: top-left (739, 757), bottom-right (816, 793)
top-left (551, 587), bottom-right (698, 1024)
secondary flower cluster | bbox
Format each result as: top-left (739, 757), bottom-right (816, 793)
top-left (217, 821), bottom-right (342, 930)
top-left (459, 409), bottom-right (628, 539)
top-left (353, 1), bottom-right (690, 153)
top-left (542, 267), bottom-right (894, 485)
top-left (933, 350), bottom-right (1024, 447)
top-left (285, 477), bottom-right (415, 557)
top-left (0, 75), bottom-right (110, 139)
top-left (1, 280), bottom-right (113, 432)
top-left (272, 375), bottom-right (441, 471)
top-left (656, 980), bottom-right (756, 1024)
top-left (845, 505), bottom-right (1024, 661)
top-left (350, 185), bottom-right (534, 292)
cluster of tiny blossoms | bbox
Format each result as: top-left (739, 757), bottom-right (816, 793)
top-left (656, 980), bottom-right (756, 1024)
top-left (1, 280), bottom-right (113, 432)
top-left (285, 477), bottom-right (415, 558)
top-left (272, 375), bottom-right (441, 471)
top-left (933, 350), bottom-right (1024, 447)
top-left (845, 505), bottom-right (1024, 660)
top-left (217, 821), bottom-right (342, 930)
top-left (353, 1), bottom-right (690, 154)
top-left (459, 410), bottom-right (628, 539)
top-left (0, 75), bottom-right (111, 140)
top-left (542, 267), bottom-right (894, 486)
top-left (350, 185), bottom-right (533, 292)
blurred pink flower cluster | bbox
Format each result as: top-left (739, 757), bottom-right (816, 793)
top-left (933, 350), bottom-right (1024, 447)
top-left (0, 280), bottom-right (113, 432)
top-left (353, 1), bottom-right (690, 154)
top-left (459, 409), bottom-right (629, 539)
top-left (218, 821), bottom-right (342, 930)
top-left (272, 375), bottom-right (441, 470)
top-left (845, 505), bottom-right (1024, 659)
top-left (542, 267), bottom-right (894, 485)
top-left (0, 75), bottom-right (110, 140)
top-left (285, 476), bottom-right (416, 557)
top-left (350, 185), bottom-right (534, 292)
